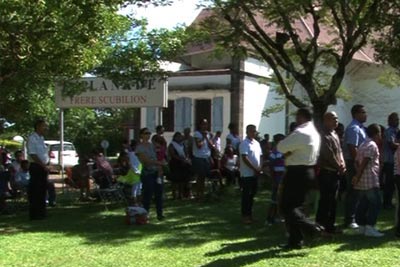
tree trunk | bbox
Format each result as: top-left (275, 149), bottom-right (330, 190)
top-left (312, 101), bottom-right (328, 132)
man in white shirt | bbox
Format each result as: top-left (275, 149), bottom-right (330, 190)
top-left (277, 108), bottom-right (322, 249)
top-left (27, 119), bottom-right (50, 220)
top-left (239, 124), bottom-right (262, 224)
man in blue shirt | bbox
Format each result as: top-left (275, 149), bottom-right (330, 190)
top-left (383, 113), bottom-right (399, 209)
top-left (343, 104), bottom-right (367, 228)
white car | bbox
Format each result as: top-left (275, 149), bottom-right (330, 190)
top-left (45, 140), bottom-right (79, 172)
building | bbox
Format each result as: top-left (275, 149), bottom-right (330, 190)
top-left (138, 9), bottom-right (399, 145)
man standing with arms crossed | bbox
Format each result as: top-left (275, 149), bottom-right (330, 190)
top-left (278, 108), bottom-right (322, 249)
top-left (239, 124), bottom-right (262, 224)
top-left (27, 119), bottom-right (50, 220)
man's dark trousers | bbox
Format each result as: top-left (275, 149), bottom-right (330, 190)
top-left (241, 176), bottom-right (258, 217)
top-left (28, 163), bottom-right (48, 220)
top-left (281, 165), bottom-right (318, 245)
top-left (316, 169), bottom-right (340, 233)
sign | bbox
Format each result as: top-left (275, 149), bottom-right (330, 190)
top-left (55, 77), bottom-right (168, 108)
top-left (101, 140), bottom-right (110, 149)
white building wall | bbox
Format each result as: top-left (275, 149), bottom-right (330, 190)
top-left (328, 75), bottom-right (354, 127)
top-left (244, 58), bottom-right (274, 78)
top-left (351, 79), bottom-right (400, 126)
top-left (243, 58), bottom-right (286, 137)
top-left (243, 76), bottom-right (286, 137)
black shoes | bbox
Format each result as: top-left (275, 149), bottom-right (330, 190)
top-left (279, 242), bottom-right (304, 250)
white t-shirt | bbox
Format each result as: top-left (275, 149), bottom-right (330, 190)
top-left (224, 155), bottom-right (238, 171)
top-left (239, 137), bottom-right (262, 177)
top-left (192, 131), bottom-right (211, 158)
top-left (213, 136), bottom-right (221, 153)
top-left (27, 132), bottom-right (49, 165)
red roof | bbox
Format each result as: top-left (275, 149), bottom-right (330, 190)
top-left (185, 9), bottom-right (376, 64)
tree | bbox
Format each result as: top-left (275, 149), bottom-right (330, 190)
top-left (196, 0), bottom-right (393, 125)
top-left (0, 0), bottom-right (128, 125)
top-left (0, 0), bottom-right (189, 147)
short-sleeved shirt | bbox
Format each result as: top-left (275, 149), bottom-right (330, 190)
top-left (136, 142), bottom-right (158, 172)
top-left (192, 131), bottom-right (211, 159)
top-left (354, 138), bottom-right (380, 190)
top-left (277, 121), bottom-right (321, 166)
top-left (383, 126), bottom-right (398, 163)
top-left (343, 119), bottom-right (366, 160)
top-left (227, 133), bottom-right (241, 151)
top-left (27, 132), bottom-right (49, 165)
top-left (239, 137), bottom-right (262, 177)
top-left (14, 171), bottom-right (30, 187)
top-left (269, 149), bottom-right (285, 173)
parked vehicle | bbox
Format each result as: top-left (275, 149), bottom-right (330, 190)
top-left (45, 141), bottom-right (79, 173)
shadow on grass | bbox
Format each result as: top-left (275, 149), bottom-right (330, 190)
top-left (0, 188), bottom-right (265, 247)
top-left (1, 187), bottom-right (399, 259)
top-left (201, 248), bottom-right (307, 267)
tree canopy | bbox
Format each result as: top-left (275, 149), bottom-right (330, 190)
top-left (0, 0), bottom-right (189, 153)
top-left (196, 0), bottom-right (396, 124)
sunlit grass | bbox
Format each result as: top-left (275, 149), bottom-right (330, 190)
top-left (1, 185), bottom-right (400, 267)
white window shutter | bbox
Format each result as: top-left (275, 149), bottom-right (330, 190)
top-left (175, 97), bottom-right (192, 132)
top-left (175, 98), bottom-right (184, 132)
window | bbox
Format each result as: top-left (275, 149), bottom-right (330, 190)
top-left (195, 99), bottom-right (211, 131)
top-left (162, 100), bottom-right (175, 132)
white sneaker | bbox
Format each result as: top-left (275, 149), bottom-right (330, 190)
top-left (364, 225), bottom-right (384, 237)
top-left (348, 222), bottom-right (359, 229)
top-left (358, 225), bottom-right (365, 234)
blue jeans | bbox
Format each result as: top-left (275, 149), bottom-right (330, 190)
top-left (355, 188), bottom-right (381, 226)
top-left (141, 171), bottom-right (163, 217)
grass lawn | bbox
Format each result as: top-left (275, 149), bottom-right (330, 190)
top-left (1, 184), bottom-right (400, 267)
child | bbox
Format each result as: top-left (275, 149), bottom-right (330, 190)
top-left (152, 135), bottom-right (167, 184)
top-left (352, 124), bottom-right (384, 237)
top-left (212, 131), bottom-right (222, 156)
top-left (221, 145), bottom-right (239, 186)
top-left (128, 140), bottom-right (142, 206)
top-left (117, 142), bottom-right (143, 206)
top-left (13, 160), bottom-right (30, 190)
top-left (70, 157), bottom-right (91, 201)
top-left (266, 134), bottom-right (285, 225)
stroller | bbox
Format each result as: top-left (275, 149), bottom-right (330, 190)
top-left (91, 156), bottom-right (127, 209)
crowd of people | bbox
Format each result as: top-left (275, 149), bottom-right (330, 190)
top-left (1, 104), bottom-right (400, 250)
top-left (108, 105), bottom-right (400, 249)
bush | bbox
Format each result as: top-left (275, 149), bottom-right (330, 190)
top-left (0, 139), bottom-right (23, 152)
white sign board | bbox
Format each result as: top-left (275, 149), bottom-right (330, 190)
top-left (101, 140), bottom-right (109, 149)
top-left (55, 77), bottom-right (168, 108)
